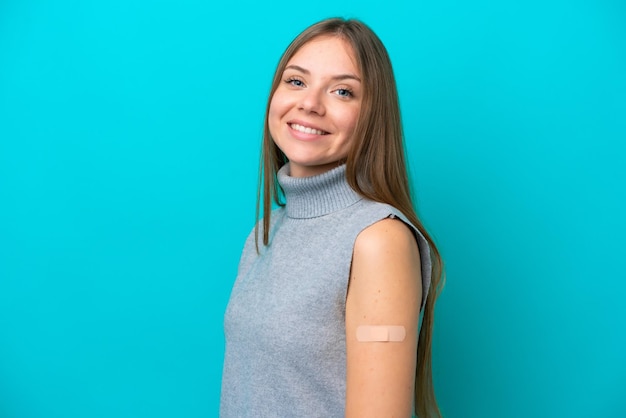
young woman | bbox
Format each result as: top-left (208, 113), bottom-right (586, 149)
top-left (221, 18), bottom-right (443, 418)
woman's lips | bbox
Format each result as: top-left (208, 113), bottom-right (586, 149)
top-left (288, 122), bottom-right (329, 136)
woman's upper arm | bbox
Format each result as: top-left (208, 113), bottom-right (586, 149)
top-left (345, 217), bottom-right (422, 418)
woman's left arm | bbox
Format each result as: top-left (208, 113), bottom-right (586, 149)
top-left (345, 217), bottom-right (422, 418)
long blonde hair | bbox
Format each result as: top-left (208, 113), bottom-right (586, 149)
top-left (256, 18), bottom-right (444, 418)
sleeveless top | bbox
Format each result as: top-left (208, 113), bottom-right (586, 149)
top-left (220, 163), bottom-right (431, 417)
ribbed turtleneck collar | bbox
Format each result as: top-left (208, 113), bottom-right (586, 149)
top-left (277, 163), bottom-right (362, 219)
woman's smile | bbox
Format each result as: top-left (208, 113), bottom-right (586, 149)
top-left (288, 122), bottom-right (329, 136)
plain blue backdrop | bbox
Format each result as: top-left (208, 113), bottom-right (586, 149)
top-left (1, 0), bottom-right (624, 417)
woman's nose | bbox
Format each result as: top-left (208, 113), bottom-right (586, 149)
top-left (298, 89), bottom-right (325, 116)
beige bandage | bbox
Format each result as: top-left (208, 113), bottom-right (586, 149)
top-left (356, 325), bottom-right (406, 342)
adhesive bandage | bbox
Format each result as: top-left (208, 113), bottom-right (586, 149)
top-left (356, 325), bottom-right (406, 342)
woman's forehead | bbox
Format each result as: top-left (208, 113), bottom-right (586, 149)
top-left (284, 36), bottom-right (359, 78)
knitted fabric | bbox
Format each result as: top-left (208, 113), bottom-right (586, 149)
top-left (220, 163), bottom-right (431, 417)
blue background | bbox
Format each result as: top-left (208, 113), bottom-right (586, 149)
top-left (1, 0), bottom-right (624, 417)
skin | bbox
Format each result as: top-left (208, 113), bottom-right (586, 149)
top-left (268, 36), bottom-right (362, 178)
top-left (269, 35), bottom-right (422, 416)
top-left (346, 218), bottom-right (422, 417)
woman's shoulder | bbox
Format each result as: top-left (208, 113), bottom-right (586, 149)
top-left (353, 199), bottom-right (414, 231)
top-left (352, 199), bottom-right (432, 311)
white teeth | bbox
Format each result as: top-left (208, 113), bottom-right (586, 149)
top-left (290, 123), bottom-right (325, 135)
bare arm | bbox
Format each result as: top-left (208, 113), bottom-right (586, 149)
top-left (345, 218), bottom-right (422, 418)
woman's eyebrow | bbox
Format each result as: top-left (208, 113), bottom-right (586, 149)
top-left (285, 64), bottom-right (361, 83)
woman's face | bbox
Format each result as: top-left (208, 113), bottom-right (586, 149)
top-left (268, 36), bottom-right (362, 178)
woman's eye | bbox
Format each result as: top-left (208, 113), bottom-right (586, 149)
top-left (286, 78), bottom-right (304, 87)
top-left (335, 89), bottom-right (352, 98)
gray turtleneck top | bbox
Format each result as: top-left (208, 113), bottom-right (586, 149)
top-left (220, 164), bottom-right (431, 417)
